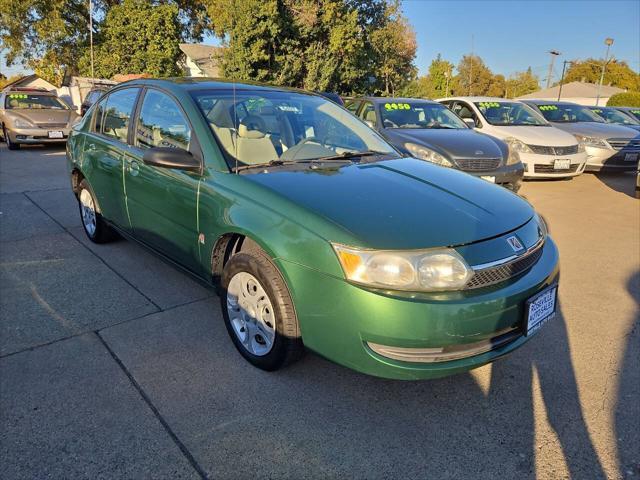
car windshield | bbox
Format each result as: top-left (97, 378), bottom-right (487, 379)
top-left (624, 109), bottom-right (640, 121)
top-left (474, 101), bottom-right (547, 126)
top-left (380, 101), bottom-right (468, 129)
top-left (5, 93), bottom-right (69, 110)
top-left (191, 89), bottom-right (397, 168)
top-left (534, 103), bottom-right (604, 123)
top-left (590, 107), bottom-right (640, 126)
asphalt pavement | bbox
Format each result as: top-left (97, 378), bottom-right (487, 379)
top-left (0, 143), bottom-right (638, 479)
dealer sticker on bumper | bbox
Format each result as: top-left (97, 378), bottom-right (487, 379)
top-left (525, 285), bottom-right (557, 335)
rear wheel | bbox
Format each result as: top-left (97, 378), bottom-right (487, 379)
top-left (221, 249), bottom-right (304, 371)
top-left (4, 126), bottom-right (19, 150)
top-left (77, 179), bottom-right (118, 243)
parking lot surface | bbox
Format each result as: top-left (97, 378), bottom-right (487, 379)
top-left (1, 143), bottom-right (638, 479)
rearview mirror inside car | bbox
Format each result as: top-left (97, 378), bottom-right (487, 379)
top-left (142, 147), bottom-right (200, 172)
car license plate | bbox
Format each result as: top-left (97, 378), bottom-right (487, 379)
top-left (554, 159), bottom-right (571, 170)
top-left (624, 153), bottom-right (638, 162)
top-left (481, 176), bottom-right (496, 183)
top-left (48, 131), bottom-right (64, 139)
top-left (525, 285), bottom-right (557, 336)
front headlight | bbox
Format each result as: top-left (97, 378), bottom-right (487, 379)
top-left (404, 143), bottom-right (453, 167)
top-left (574, 134), bottom-right (608, 149)
top-left (506, 145), bottom-right (521, 165)
top-left (537, 213), bottom-right (550, 237)
top-left (13, 118), bottom-right (36, 128)
top-left (332, 244), bottom-right (473, 292)
top-left (504, 137), bottom-right (533, 154)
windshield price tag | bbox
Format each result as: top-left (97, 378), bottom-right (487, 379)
top-left (478, 102), bottom-right (500, 108)
top-left (538, 105), bottom-right (558, 111)
top-left (8, 94), bottom-right (28, 99)
top-left (384, 102), bottom-right (410, 110)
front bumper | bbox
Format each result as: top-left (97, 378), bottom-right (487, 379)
top-left (463, 163), bottom-right (524, 191)
top-left (277, 238), bottom-right (559, 380)
top-left (5, 126), bottom-right (70, 144)
top-left (584, 145), bottom-right (639, 172)
top-left (520, 151), bottom-right (587, 179)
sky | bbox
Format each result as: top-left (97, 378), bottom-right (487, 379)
top-left (2, 0), bottom-right (639, 82)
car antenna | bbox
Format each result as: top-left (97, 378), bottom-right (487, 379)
top-left (232, 0), bottom-right (239, 174)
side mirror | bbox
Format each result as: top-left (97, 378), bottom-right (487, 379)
top-left (463, 118), bottom-right (476, 128)
top-left (142, 147), bottom-right (200, 172)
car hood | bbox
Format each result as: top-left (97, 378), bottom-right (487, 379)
top-left (246, 157), bottom-right (534, 250)
top-left (550, 121), bottom-right (640, 139)
top-left (484, 125), bottom-right (577, 145)
top-left (7, 109), bottom-right (76, 125)
top-left (381, 128), bottom-right (505, 159)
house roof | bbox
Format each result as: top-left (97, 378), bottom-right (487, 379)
top-left (1, 74), bottom-right (57, 92)
top-left (517, 81), bottom-right (625, 99)
top-left (179, 43), bottom-right (223, 77)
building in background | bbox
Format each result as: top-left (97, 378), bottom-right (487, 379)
top-left (179, 44), bottom-right (223, 77)
top-left (517, 81), bottom-right (626, 106)
top-left (1, 74), bottom-right (57, 92)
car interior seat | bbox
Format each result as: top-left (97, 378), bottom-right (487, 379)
top-left (235, 116), bottom-right (278, 164)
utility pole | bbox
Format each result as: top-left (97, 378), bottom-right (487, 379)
top-left (468, 34), bottom-right (474, 96)
top-left (596, 37), bottom-right (614, 106)
top-left (557, 60), bottom-right (572, 101)
top-left (546, 50), bottom-right (561, 88)
top-left (89, 0), bottom-right (94, 78)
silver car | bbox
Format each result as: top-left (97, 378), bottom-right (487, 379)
top-left (0, 88), bottom-right (79, 150)
top-left (522, 100), bottom-right (639, 172)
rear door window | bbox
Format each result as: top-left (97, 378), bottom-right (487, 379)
top-left (101, 88), bottom-right (140, 143)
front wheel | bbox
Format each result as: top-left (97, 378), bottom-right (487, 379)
top-left (77, 179), bottom-right (118, 243)
top-left (4, 126), bottom-right (19, 150)
top-left (221, 250), bottom-right (304, 371)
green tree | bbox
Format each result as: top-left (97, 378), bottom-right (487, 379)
top-left (487, 74), bottom-right (505, 97)
top-left (78, 0), bottom-right (182, 78)
top-left (564, 58), bottom-right (640, 91)
top-left (505, 67), bottom-right (539, 98)
top-left (399, 54), bottom-right (454, 99)
top-left (454, 54), bottom-right (494, 96)
top-left (607, 92), bottom-right (640, 107)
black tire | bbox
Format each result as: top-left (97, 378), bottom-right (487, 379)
top-left (77, 179), bottom-right (118, 243)
top-left (220, 250), bottom-right (304, 371)
top-left (4, 127), bottom-right (20, 150)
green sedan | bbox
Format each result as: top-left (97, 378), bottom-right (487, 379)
top-left (66, 78), bottom-right (559, 380)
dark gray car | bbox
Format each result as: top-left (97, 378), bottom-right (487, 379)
top-left (347, 97), bottom-right (524, 191)
top-left (522, 100), bottom-right (640, 172)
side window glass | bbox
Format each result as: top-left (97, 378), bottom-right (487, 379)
top-left (360, 103), bottom-right (377, 126)
top-left (102, 88), bottom-right (139, 143)
top-left (453, 102), bottom-right (479, 126)
top-left (345, 100), bottom-right (361, 114)
top-left (93, 97), bottom-right (107, 133)
top-left (136, 90), bottom-right (191, 150)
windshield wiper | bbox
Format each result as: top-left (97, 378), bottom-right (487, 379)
top-left (233, 159), bottom-right (301, 172)
top-left (233, 150), bottom-right (389, 172)
top-left (315, 150), bottom-right (387, 162)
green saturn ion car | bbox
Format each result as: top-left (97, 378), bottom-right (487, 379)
top-left (66, 78), bottom-right (559, 380)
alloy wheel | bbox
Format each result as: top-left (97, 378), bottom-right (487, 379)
top-left (79, 188), bottom-right (97, 237)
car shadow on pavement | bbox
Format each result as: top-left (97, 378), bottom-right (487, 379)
top-left (615, 270), bottom-right (640, 478)
top-left (594, 172), bottom-right (638, 199)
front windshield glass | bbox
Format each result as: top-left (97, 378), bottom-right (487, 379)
top-left (379, 101), bottom-right (468, 129)
top-left (5, 93), bottom-right (69, 110)
top-left (624, 109), bottom-right (640, 121)
top-left (474, 101), bottom-right (547, 126)
top-left (535, 103), bottom-right (604, 123)
top-left (590, 107), bottom-right (640, 126)
top-left (191, 89), bottom-right (397, 168)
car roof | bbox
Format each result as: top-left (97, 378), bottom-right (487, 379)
top-left (356, 96), bottom-right (439, 105)
top-left (116, 77), bottom-right (320, 97)
top-left (3, 88), bottom-right (56, 96)
top-left (438, 96), bottom-right (523, 103)
top-left (520, 99), bottom-right (579, 106)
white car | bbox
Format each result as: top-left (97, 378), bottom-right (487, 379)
top-left (438, 97), bottom-right (588, 179)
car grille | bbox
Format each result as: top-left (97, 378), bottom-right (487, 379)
top-left (528, 144), bottom-right (579, 155)
top-left (36, 123), bottom-right (67, 129)
top-left (534, 163), bottom-right (580, 173)
top-left (455, 158), bottom-right (502, 171)
top-left (466, 243), bottom-right (544, 290)
top-left (607, 138), bottom-right (640, 150)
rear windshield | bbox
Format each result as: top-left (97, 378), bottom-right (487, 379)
top-left (534, 104), bottom-right (604, 123)
top-left (474, 101), bottom-right (547, 126)
top-left (5, 93), bottom-right (69, 110)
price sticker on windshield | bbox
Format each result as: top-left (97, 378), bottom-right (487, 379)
top-left (538, 105), bottom-right (558, 111)
top-left (478, 102), bottom-right (501, 108)
top-left (384, 102), bottom-right (411, 110)
top-left (8, 94), bottom-right (28, 99)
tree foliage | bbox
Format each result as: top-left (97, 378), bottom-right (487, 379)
top-left (78, 0), bottom-right (182, 78)
top-left (399, 54), bottom-right (453, 98)
top-left (564, 58), bottom-right (640, 91)
top-left (607, 92), bottom-right (640, 107)
top-left (206, 0), bottom-right (416, 94)
top-left (453, 55), bottom-right (496, 96)
top-left (505, 67), bottom-right (539, 98)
